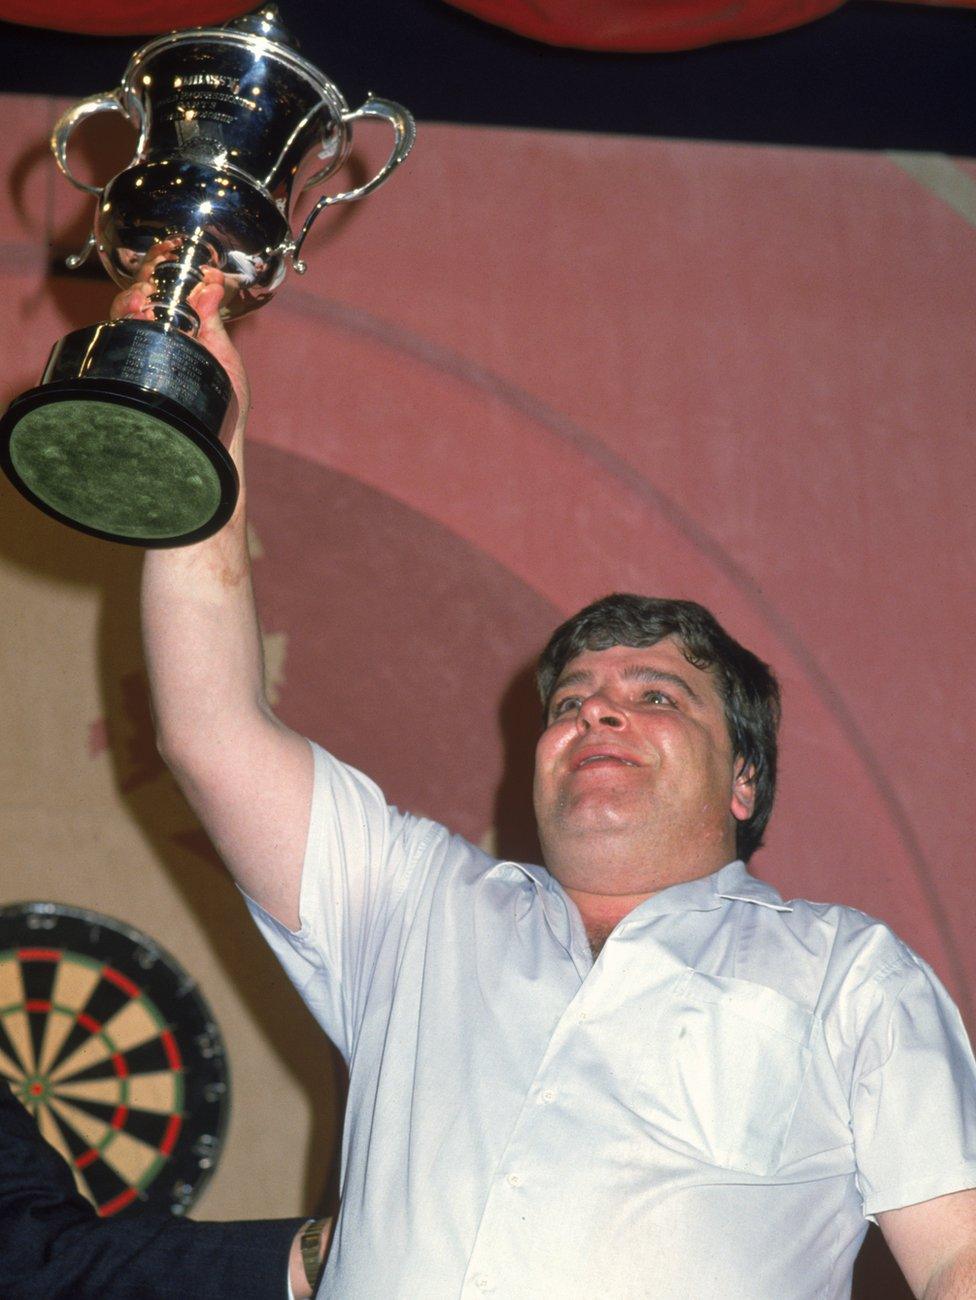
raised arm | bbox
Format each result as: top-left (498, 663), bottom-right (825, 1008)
top-left (124, 264), bottom-right (312, 929)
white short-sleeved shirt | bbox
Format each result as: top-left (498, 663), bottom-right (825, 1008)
top-left (246, 742), bottom-right (976, 1299)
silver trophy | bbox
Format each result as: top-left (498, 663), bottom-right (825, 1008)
top-left (0, 6), bottom-right (415, 546)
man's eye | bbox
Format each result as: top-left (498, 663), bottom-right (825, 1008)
top-left (642, 689), bottom-right (674, 706)
top-left (551, 696), bottom-right (580, 717)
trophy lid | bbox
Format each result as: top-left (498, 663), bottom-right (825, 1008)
top-left (127, 7), bottom-right (340, 113)
top-left (221, 4), bottom-right (299, 51)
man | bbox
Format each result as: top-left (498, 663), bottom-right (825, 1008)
top-left (0, 1075), bottom-right (329, 1298)
top-left (126, 266), bottom-right (976, 1298)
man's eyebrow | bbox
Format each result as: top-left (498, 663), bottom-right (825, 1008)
top-left (550, 668), bottom-right (593, 693)
top-left (550, 664), bottom-right (702, 703)
top-left (622, 665), bottom-right (701, 703)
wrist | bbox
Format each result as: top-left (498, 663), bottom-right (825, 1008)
top-left (289, 1216), bottom-right (330, 1298)
top-left (301, 1216), bottom-right (330, 1292)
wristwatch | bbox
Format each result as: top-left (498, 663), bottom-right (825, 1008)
top-left (301, 1217), bottom-right (329, 1290)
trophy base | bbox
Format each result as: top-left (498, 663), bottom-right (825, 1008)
top-left (0, 317), bottom-right (239, 547)
top-left (0, 379), bottom-right (239, 547)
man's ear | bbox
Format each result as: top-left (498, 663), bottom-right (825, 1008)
top-left (730, 759), bottom-right (757, 822)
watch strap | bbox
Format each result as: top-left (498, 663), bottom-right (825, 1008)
top-left (301, 1216), bottom-right (328, 1290)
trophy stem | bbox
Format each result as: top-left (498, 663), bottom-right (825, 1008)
top-left (146, 237), bottom-right (221, 336)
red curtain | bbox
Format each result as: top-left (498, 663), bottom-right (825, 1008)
top-left (443, 0), bottom-right (848, 50)
top-left (0, 1), bottom-right (250, 36)
top-left (0, 0), bottom-right (970, 47)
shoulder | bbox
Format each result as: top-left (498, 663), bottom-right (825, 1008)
top-left (733, 886), bottom-right (927, 1027)
top-left (306, 741), bottom-right (487, 861)
top-left (769, 896), bottom-right (965, 1075)
top-left (786, 896), bottom-right (919, 982)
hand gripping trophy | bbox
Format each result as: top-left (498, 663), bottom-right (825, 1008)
top-left (0, 5), bottom-right (415, 546)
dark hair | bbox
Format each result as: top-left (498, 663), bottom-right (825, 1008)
top-left (536, 594), bottom-right (781, 861)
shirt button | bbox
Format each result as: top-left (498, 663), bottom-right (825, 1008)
top-left (577, 1010), bottom-right (588, 1022)
top-left (542, 1088), bottom-right (555, 1103)
top-left (472, 1275), bottom-right (489, 1290)
top-left (507, 1173), bottom-right (522, 1186)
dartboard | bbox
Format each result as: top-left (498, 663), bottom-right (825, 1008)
top-left (0, 901), bottom-right (229, 1217)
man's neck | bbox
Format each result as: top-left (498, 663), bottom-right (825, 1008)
top-left (541, 818), bottom-right (735, 898)
top-left (553, 843), bottom-right (736, 954)
top-left (538, 816), bottom-right (738, 951)
top-left (561, 863), bottom-right (722, 956)
top-left (563, 884), bottom-right (658, 946)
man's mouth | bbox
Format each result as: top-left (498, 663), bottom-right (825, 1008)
top-left (572, 750), bottom-right (639, 771)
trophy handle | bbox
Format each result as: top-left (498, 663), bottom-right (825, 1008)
top-left (51, 91), bottom-right (145, 198)
top-left (289, 95), bottom-right (416, 272)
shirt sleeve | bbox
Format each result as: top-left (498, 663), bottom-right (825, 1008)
top-left (851, 953), bottom-right (976, 1218)
top-left (243, 740), bottom-right (441, 1058)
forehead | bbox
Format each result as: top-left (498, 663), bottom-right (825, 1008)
top-left (553, 639), bottom-right (720, 699)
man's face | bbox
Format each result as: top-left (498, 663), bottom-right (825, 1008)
top-left (533, 639), bottom-right (755, 886)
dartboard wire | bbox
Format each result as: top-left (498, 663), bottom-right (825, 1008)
top-left (0, 950), bottom-right (35, 1078)
top-left (46, 1088), bottom-right (184, 1214)
top-left (22, 973), bottom-right (120, 1106)
top-left (2, 953), bottom-right (175, 1132)
top-left (45, 1008), bottom-right (187, 1192)
top-left (0, 1002), bottom-right (25, 1057)
top-left (17, 946), bottom-right (61, 1074)
top-left (41, 952), bottom-right (102, 1072)
top-left (0, 1042), bottom-right (24, 1085)
top-left (51, 950), bottom-right (102, 1006)
top-left (40, 973), bottom-right (189, 1197)
top-left (51, 1019), bottom-right (181, 1144)
top-left (0, 951), bottom-right (26, 1022)
top-left (0, 963), bottom-right (178, 1214)
top-left (38, 1007), bottom-right (79, 1079)
top-left (0, 1007), bottom-right (34, 1079)
top-left (57, 1068), bottom-right (180, 1114)
top-left (4, 950), bottom-right (179, 1090)
top-left (46, 1023), bottom-right (131, 1152)
top-left (0, 948), bottom-right (89, 1085)
top-left (48, 1026), bottom-right (187, 1167)
top-left (48, 991), bottom-right (176, 1087)
top-left (45, 1020), bottom-right (119, 1087)
top-left (42, 1096), bottom-right (113, 1211)
top-left (35, 1100), bottom-right (85, 1192)
top-left (48, 1091), bottom-right (164, 1176)
top-left (132, 1134), bottom-right (182, 1197)
top-left (46, 1092), bottom-right (155, 1164)
top-left (46, 1000), bottom-right (138, 1087)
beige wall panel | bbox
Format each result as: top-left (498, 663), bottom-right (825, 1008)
top-left (1, 482), bottom-right (336, 1218)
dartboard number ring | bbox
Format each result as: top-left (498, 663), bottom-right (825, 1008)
top-left (0, 902), bottom-right (230, 1217)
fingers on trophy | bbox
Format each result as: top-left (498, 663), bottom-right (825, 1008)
top-left (0, 5), bottom-right (415, 547)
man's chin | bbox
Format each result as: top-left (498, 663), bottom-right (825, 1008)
top-left (539, 804), bottom-right (638, 849)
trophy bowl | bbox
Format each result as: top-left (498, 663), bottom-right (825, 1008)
top-left (0, 5), bottom-right (415, 547)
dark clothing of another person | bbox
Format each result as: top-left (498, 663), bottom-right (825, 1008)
top-left (0, 1077), bottom-right (302, 1299)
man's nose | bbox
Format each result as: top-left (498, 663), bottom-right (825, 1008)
top-left (576, 692), bottom-right (626, 730)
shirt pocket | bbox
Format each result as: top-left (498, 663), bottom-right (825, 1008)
top-left (635, 969), bottom-right (815, 1176)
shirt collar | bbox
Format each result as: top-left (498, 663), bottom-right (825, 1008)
top-left (488, 857), bottom-right (792, 914)
top-left (489, 860), bottom-right (555, 892)
top-left (713, 859), bottom-right (792, 911)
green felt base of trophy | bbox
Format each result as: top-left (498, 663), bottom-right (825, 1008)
top-left (0, 380), bottom-right (239, 547)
